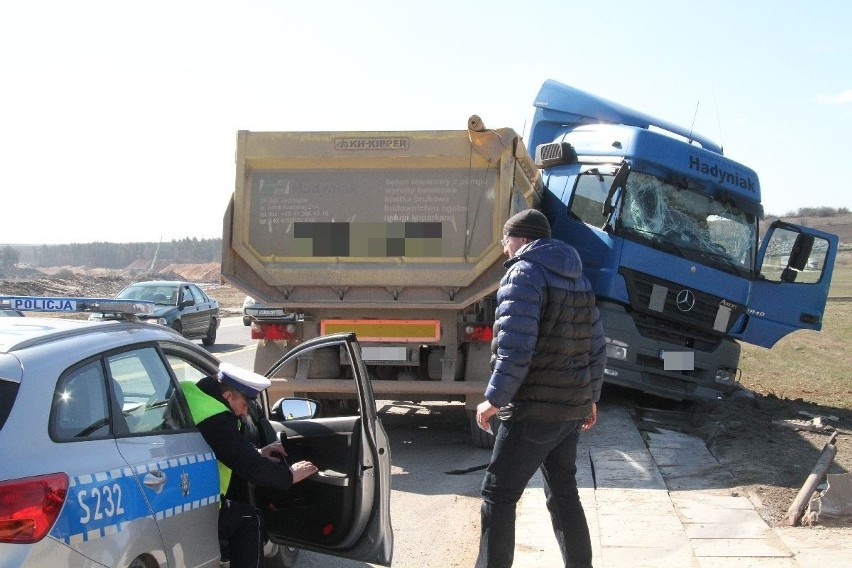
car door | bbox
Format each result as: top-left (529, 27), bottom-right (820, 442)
top-left (256, 332), bottom-right (393, 566)
top-left (178, 284), bottom-right (204, 336)
top-left (739, 221), bottom-right (838, 347)
top-left (46, 357), bottom-right (173, 567)
top-left (189, 284), bottom-right (216, 332)
top-left (109, 344), bottom-right (222, 568)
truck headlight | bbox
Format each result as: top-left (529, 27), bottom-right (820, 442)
top-left (605, 338), bottom-right (628, 361)
top-left (715, 367), bottom-right (739, 385)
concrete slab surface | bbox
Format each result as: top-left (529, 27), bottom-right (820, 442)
top-left (512, 402), bottom-right (840, 567)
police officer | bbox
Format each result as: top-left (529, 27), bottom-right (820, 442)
top-left (181, 363), bottom-right (317, 567)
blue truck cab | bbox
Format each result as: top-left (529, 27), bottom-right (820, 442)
top-left (528, 80), bottom-right (838, 401)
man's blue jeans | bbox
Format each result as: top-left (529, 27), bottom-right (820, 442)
top-left (476, 418), bottom-right (592, 568)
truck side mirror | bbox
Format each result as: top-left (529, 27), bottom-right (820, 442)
top-left (602, 161), bottom-right (630, 217)
top-left (787, 232), bottom-right (815, 272)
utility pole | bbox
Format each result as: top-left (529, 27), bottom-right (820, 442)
top-left (149, 237), bottom-right (162, 275)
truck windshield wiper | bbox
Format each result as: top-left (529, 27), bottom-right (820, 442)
top-left (655, 236), bottom-right (689, 258)
top-left (693, 248), bottom-right (751, 278)
top-left (621, 227), bottom-right (687, 257)
top-left (656, 235), bottom-right (751, 278)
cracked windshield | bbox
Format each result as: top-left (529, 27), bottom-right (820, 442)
top-left (574, 170), bottom-right (757, 274)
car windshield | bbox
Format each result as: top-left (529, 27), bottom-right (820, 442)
top-left (617, 172), bottom-right (758, 275)
top-left (117, 284), bottom-right (179, 306)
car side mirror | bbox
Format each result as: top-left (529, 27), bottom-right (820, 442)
top-left (179, 298), bottom-right (196, 308)
top-left (270, 397), bottom-right (319, 421)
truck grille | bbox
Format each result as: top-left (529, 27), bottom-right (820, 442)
top-left (620, 268), bottom-right (744, 351)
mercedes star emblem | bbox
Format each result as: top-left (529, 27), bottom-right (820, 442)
top-left (676, 289), bottom-right (696, 312)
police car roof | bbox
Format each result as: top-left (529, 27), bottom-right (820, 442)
top-left (0, 295), bottom-right (159, 353)
top-left (0, 316), bottom-right (125, 353)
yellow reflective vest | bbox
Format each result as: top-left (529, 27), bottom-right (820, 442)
top-left (180, 381), bottom-right (235, 497)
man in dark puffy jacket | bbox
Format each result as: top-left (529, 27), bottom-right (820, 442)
top-left (475, 209), bottom-right (606, 568)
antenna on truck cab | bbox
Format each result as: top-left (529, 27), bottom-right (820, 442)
top-left (688, 101), bottom-right (699, 146)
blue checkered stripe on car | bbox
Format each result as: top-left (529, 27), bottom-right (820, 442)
top-left (51, 452), bottom-right (220, 545)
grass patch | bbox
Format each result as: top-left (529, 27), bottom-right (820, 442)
top-left (739, 261), bottom-right (852, 409)
top-left (828, 246), bottom-right (852, 297)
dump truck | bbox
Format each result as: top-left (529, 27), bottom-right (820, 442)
top-left (222, 80), bottom-right (838, 447)
top-left (221, 116), bottom-right (541, 447)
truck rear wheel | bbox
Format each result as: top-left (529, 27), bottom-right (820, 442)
top-left (467, 409), bottom-right (496, 449)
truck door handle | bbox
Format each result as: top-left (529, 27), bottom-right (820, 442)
top-left (800, 313), bottom-right (819, 325)
top-left (143, 470), bottom-right (167, 493)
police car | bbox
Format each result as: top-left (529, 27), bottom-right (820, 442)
top-left (0, 296), bottom-right (393, 567)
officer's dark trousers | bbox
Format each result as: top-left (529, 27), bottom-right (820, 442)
top-left (219, 499), bottom-right (264, 568)
top-left (476, 418), bottom-right (593, 568)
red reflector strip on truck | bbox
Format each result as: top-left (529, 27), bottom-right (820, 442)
top-left (320, 319), bottom-right (440, 342)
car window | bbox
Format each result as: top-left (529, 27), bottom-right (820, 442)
top-left (164, 352), bottom-right (210, 383)
top-left (118, 284), bottom-right (177, 305)
top-left (189, 284), bottom-right (208, 304)
top-left (107, 347), bottom-right (191, 434)
top-left (267, 345), bottom-right (361, 417)
top-left (51, 360), bottom-right (112, 441)
top-left (0, 380), bottom-right (20, 431)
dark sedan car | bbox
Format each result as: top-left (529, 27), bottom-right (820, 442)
top-left (113, 280), bottom-right (220, 346)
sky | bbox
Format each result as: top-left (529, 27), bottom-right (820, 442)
top-left (2, 1), bottom-right (851, 245)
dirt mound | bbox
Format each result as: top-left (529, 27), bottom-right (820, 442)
top-left (158, 263), bottom-right (221, 283)
top-left (1, 272), bottom-right (130, 299)
top-left (1, 262), bottom-right (223, 300)
top-left (0, 265), bottom-right (48, 279)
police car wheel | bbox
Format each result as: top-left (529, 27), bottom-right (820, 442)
top-left (264, 543), bottom-right (299, 568)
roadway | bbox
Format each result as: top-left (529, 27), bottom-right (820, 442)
top-left (197, 318), bottom-right (852, 567)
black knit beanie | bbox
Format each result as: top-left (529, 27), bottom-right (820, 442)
top-left (503, 209), bottom-right (551, 240)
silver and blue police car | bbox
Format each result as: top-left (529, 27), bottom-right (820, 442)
top-left (0, 296), bottom-right (392, 567)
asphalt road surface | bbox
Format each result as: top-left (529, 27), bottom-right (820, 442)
top-left (296, 400), bottom-right (489, 567)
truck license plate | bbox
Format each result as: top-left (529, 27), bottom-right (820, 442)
top-left (660, 350), bottom-right (694, 371)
